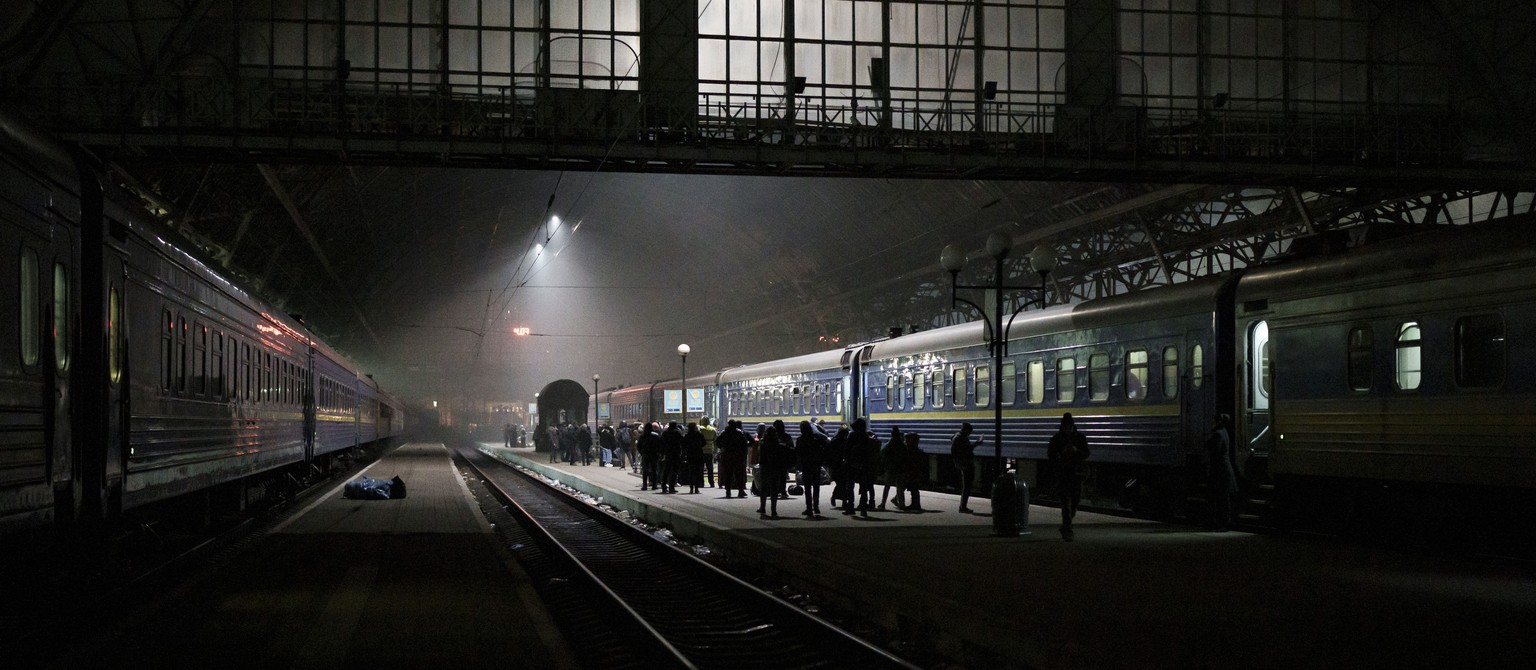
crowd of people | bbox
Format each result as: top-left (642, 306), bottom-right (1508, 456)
top-left (502, 412), bottom-right (1243, 541)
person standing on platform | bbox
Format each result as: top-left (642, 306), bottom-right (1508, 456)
top-left (880, 426), bottom-right (905, 511)
top-left (796, 420), bottom-right (829, 517)
top-left (617, 421), bottom-right (635, 471)
top-left (749, 423), bottom-right (766, 496)
top-left (503, 423), bottom-right (513, 448)
top-left (545, 425), bottom-right (559, 462)
top-left (854, 422), bottom-right (882, 517)
top-left (1047, 412), bottom-right (1090, 541)
top-left (561, 423), bottom-right (578, 465)
top-left (950, 422), bottom-right (983, 513)
top-left (900, 432), bottom-right (926, 512)
top-left (717, 419), bottom-right (750, 498)
top-left (827, 425), bottom-right (851, 511)
top-left (1206, 413), bottom-right (1238, 531)
top-left (757, 420), bottom-right (793, 519)
top-left (683, 422), bottom-right (706, 494)
top-left (638, 423), bottom-right (661, 490)
top-left (843, 418), bottom-right (873, 515)
top-left (577, 423), bottom-right (594, 465)
top-left (598, 423), bottom-right (617, 467)
top-left (699, 417), bottom-right (719, 488)
top-left (660, 421), bottom-right (684, 494)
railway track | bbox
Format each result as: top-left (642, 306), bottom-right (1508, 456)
top-left (453, 441), bottom-right (920, 670)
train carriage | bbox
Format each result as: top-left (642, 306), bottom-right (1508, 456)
top-left (716, 349), bottom-right (849, 433)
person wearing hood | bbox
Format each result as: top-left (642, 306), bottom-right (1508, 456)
top-left (660, 421), bottom-right (684, 494)
top-left (683, 422), bottom-right (706, 494)
top-left (1047, 413), bottom-right (1090, 541)
top-left (757, 420), bottom-right (794, 519)
top-left (717, 419), bottom-right (751, 498)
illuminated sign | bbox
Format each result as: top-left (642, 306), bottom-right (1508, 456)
top-left (598, 402), bottom-right (610, 419)
top-left (512, 327), bottom-right (531, 336)
top-left (686, 389), bottom-right (704, 412)
top-left (663, 390), bottom-right (681, 413)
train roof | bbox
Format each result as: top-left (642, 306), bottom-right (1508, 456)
top-left (1236, 218), bottom-right (1536, 302)
top-left (866, 303), bottom-right (1076, 361)
top-left (718, 348), bottom-right (850, 383)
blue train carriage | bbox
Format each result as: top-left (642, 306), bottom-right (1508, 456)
top-left (0, 112), bottom-right (86, 532)
top-left (1241, 219), bottom-right (1536, 520)
top-left (863, 276), bottom-right (1233, 512)
top-left (716, 348), bottom-right (850, 433)
top-left (311, 341), bottom-right (363, 459)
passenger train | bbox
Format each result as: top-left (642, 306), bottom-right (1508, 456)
top-left (0, 111), bottom-right (404, 535)
top-left (595, 217), bottom-right (1536, 524)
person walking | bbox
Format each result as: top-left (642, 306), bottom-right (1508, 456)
top-left (757, 420), bottom-right (793, 519)
top-left (854, 423), bottom-right (882, 517)
top-left (683, 422), bottom-right (706, 494)
top-left (950, 422), bottom-right (983, 513)
top-left (638, 422), bottom-right (661, 490)
top-left (1206, 413), bottom-right (1238, 531)
top-left (795, 420), bottom-right (829, 517)
top-left (660, 421), bottom-right (684, 494)
top-left (699, 417), bottom-right (719, 488)
top-left (879, 427), bottom-right (905, 511)
top-left (1047, 413), bottom-right (1090, 541)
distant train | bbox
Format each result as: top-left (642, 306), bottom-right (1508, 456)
top-left (595, 217), bottom-right (1536, 523)
top-left (0, 111), bottom-right (404, 534)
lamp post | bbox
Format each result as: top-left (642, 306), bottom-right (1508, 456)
top-left (592, 374), bottom-right (600, 424)
top-left (677, 343), bottom-right (690, 424)
top-left (940, 232), bottom-right (1057, 477)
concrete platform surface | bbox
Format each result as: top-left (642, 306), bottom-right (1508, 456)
top-left (489, 444), bottom-right (1536, 670)
top-left (51, 442), bottom-right (577, 669)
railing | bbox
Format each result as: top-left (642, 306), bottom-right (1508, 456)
top-left (2, 72), bottom-right (1496, 172)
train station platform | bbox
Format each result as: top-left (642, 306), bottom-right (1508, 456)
top-left (49, 442), bottom-right (578, 669)
top-left (485, 444), bottom-right (1536, 670)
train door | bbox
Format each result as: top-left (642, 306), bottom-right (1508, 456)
top-left (96, 227), bottom-right (129, 522)
top-left (46, 228), bottom-right (77, 522)
top-left (1180, 334), bottom-right (1209, 456)
top-left (1241, 320), bottom-right (1273, 477)
top-left (302, 348), bottom-right (316, 462)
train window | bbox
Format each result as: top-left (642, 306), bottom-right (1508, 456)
top-left (886, 373), bottom-right (897, 411)
top-left (241, 343), bottom-right (252, 401)
top-left (1162, 347), bottom-right (1179, 399)
top-left (1001, 361), bottom-right (1017, 405)
top-left (161, 311), bottom-right (173, 392)
top-left (1455, 315), bottom-right (1503, 388)
top-left (933, 370), bottom-right (945, 409)
top-left (176, 316), bottom-right (187, 394)
top-left (108, 289), bottom-right (123, 384)
top-left (914, 373), bottom-right (926, 410)
top-left (213, 333), bottom-right (225, 399)
top-left (1089, 353), bottom-right (1110, 401)
top-left (1126, 350), bottom-right (1148, 400)
top-left (20, 248), bottom-right (39, 367)
top-left (192, 322), bottom-right (207, 396)
top-left (1395, 322), bottom-right (1421, 391)
top-left (903, 374), bottom-right (915, 409)
top-left (53, 263), bottom-right (69, 372)
top-left (792, 387), bottom-right (802, 414)
top-left (952, 366), bottom-right (967, 407)
top-left (975, 365), bottom-right (991, 408)
top-left (1027, 360), bottom-right (1044, 404)
top-left (1347, 327), bottom-right (1373, 391)
top-left (1057, 358), bottom-right (1076, 403)
top-left (1191, 345), bottom-right (1205, 389)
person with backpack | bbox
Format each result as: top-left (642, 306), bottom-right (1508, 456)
top-left (950, 422), bottom-right (983, 513)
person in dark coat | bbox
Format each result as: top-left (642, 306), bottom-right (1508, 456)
top-left (717, 419), bottom-right (751, 498)
top-left (796, 420), bottom-right (829, 517)
top-left (1047, 412), bottom-right (1090, 541)
top-left (683, 422), bottom-right (706, 494)
top-left (660, 422), bottom-right (684, 494)
top-left (577, 423), bottom-right (594, 465)
top-left (757, 420), bottom-right (793, 518)
top-left (827, 426), bottom-right (851, 510)
top-left (900, 432), bottom-right (926, 512)
top-left (950, 422), bottom-right (983, 513)
top-left (1206, 413), bottom-right (1238, 531)
top-left (880, 427), bottom-right (905, 510)
top-left (854, 423), bottom-right (882, 516)
top-left (844, 418), bottom-right (875, 516)
top-left (598, 423), bottom-right (617, 467)
top-left (638, 422), bottom-right (661, 490)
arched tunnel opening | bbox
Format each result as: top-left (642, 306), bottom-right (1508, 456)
top-left (532, 379), bottom-right (589, 452)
